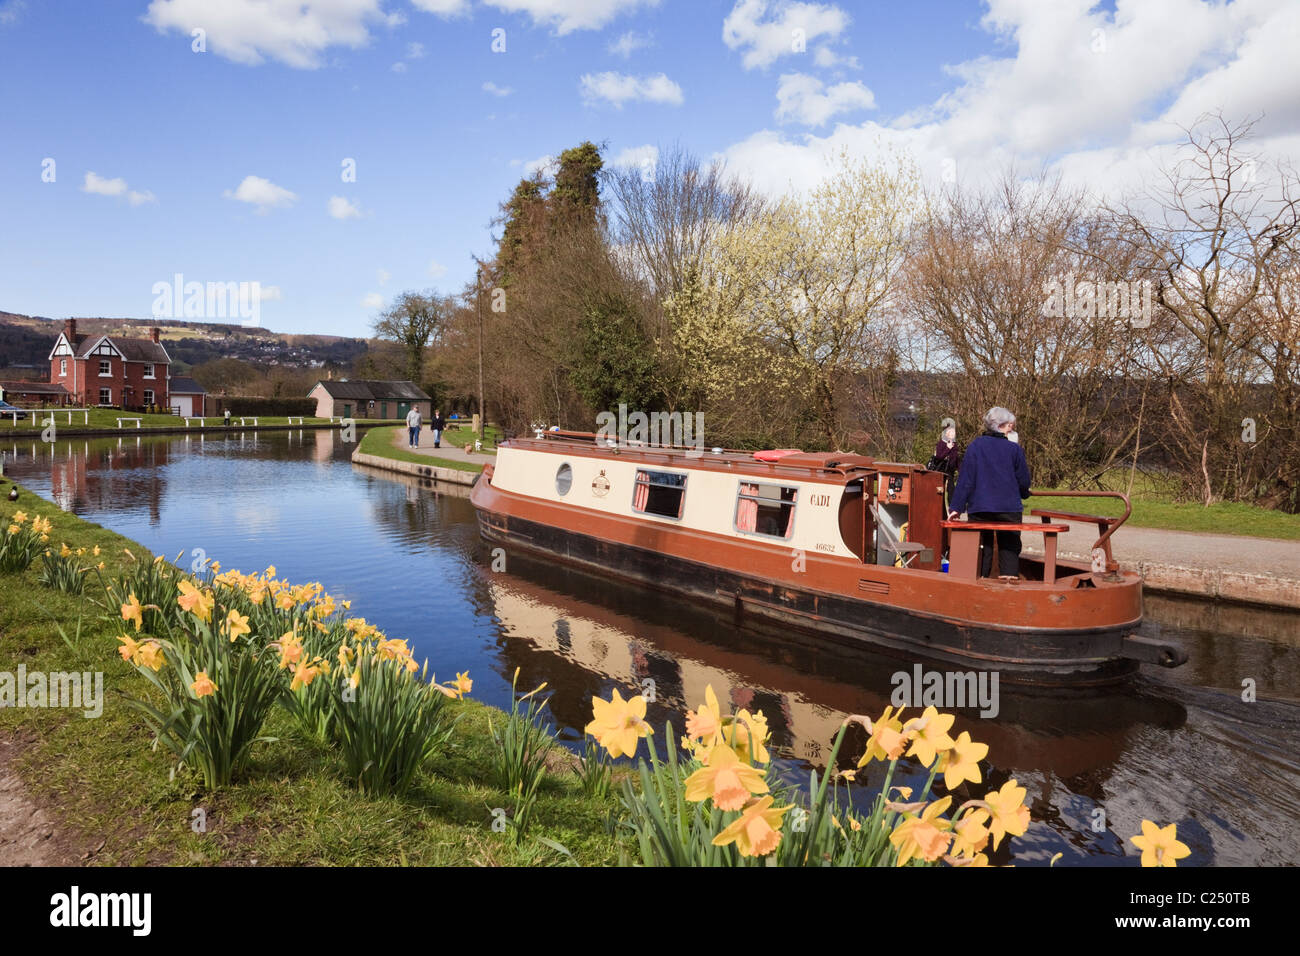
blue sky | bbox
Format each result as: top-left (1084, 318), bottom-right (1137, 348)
top-left (1, 0), bottom-right (1296, 337)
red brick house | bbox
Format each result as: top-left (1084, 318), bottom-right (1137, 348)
top-left (48, 319), bottom-right (171, 411)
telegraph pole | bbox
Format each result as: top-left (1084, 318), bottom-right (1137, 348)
top-left (475, 260), bottom-right (485, 439)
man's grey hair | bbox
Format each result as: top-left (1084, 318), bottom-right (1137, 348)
top-left (983, 406), bottom-right (1016, 431)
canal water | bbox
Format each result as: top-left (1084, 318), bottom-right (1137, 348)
top-left (4, 429), bottom-right (1298, 866)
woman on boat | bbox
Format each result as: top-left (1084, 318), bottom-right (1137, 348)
top-left (947, 407), bottom-right (1031, 580)
top-left (929, 423), bottom-right (962, 510)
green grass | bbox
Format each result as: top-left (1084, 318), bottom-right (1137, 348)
top-left (0, 408), bottom-right (403, 434)
top-left (1027, 469), bottom-right (1300, 540)
top-left (0, 486), bottom-right (624, 865)
top-left (356, 426), bottom-right (486, 473)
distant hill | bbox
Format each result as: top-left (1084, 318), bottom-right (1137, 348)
top-left (0, 311), bottom-right (369, 378)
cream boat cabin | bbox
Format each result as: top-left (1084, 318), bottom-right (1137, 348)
top-left (470, 430), bottom-right (1187, 684)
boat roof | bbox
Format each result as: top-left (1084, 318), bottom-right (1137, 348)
top-left (505, 430), bottom-right (918, 482)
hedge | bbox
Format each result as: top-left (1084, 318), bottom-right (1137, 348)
top-left (219, 397), bottom-right (318, 416)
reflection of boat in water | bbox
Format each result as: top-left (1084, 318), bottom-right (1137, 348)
top-left (484, 552), bottom-right (1187, 780)
top-left (472, 431), bottom-right (1187, 684)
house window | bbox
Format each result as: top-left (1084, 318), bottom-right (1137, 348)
top-left (143, 363), bottom-right (155, 378)
top-left (99, 359), bottom-right (111, 376)
top-left (143, 389), bottom-right (155, 406)
top-left (632, 469), bottom-right (687, 519)
top-left (735, 482), bottom-right (798, 538)
top-left (59, 359), bottom-right (67, 377)
top-left (99, 388), bottom-right (112, 405)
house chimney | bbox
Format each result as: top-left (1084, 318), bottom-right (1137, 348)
top-left (150, 326), bottom-right (161, 343)
top-left (64, 318), bottom-right (76, 340)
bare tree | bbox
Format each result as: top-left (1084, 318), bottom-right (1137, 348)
top-left (371, 291), bottom-right (448, 384)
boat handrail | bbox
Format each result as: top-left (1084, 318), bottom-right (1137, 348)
top-left (1026, 489), bottom-right (1131, 572)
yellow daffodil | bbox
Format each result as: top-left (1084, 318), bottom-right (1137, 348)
top-left (683, 742), bottom-right (769, 810)
top-left (92, 545), bottom-right (100, 556)
top-left (135, 641), bottom-right (165, 671)
top-left (1131, 820), bottom-right (1191, 867)
top-left (59, 542), bottom-right (72, 558)
top-left (890, 796), bottom-right (954, 866)
top-left (191, 671), bottom-right (217, 698)
top-left (177, 580), bottom-right (213, 620)
top-left (937, 731), bottom-right (989, 790)
top-left (712, 796), bottom-right (792, 857)
top-left (724, 709), bottom-right (771, 764)
top-left (5, 524), bottom-right (17, 535)
top-left (950, 808), bottom-right (991, 858)
top-left (121, 592), bottom-right (144, 632)
top-left (903, 706), bottom-right (956, 767)
top-left (984, 779), bottom-right (1031, 850)
top-left (452, 671), bottom-right (472, 697)
top-left (32, 516), bottom-right (51, 534)
top-left (117, 634), bottom-right (141, 663)
top-left (584, 688), bottom-right (654, 759)
top-left (291, 659), bottom-right (322, 692)
top-left (278, 630), bottom-right (304, 669)
top-left (11, 511), bottom-right (27, 524)
top-left (685, 685), bottom-right (723, 742)
top-left (857, 705), bottom-right (909, 767)
top-left (224, 609), bottom-right (251, 642)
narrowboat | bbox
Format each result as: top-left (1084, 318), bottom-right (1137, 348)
top-left (469, 430), bottom-right (1188, 685)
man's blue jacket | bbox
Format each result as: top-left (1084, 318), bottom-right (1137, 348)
top-left (948, 430), bottom-right (1032, 515)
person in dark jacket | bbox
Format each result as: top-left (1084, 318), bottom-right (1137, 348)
top-left (430, 409), bottom-right (447, 449)
top-left (948, 406), bottom-right (1031, 579)
top-left (929, 423), bottom-right (962, 511)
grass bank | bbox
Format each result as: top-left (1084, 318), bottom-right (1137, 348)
top-left (1026, 471), bottom-right (1300, 541)
top-left (356, 426), bottom-right (486, 473)
top-left (0, 409), bottom-right (404, 437)
top-left (0, 483), bottom-right (623, 865)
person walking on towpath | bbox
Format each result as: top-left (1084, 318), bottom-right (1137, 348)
top-left (406, 406), bottom-right (422, 449)
top-left (430, 409), bottom-right (447, 449)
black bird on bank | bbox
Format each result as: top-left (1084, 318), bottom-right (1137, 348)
top-left (7, 487), bottom-right (17, 501)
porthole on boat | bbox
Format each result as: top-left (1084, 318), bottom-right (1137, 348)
top-left (556, 462), bottom-right (573, 495)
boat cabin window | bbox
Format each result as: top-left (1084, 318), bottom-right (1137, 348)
top-left (556, 462), bottom-right (573, 496)
top-left (735, 482), bottom-right (797, 538)
top-left (633, 469), bottom-right (686, 518)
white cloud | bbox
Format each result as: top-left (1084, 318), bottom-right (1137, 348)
top-left (328, 196), bottom-right (363, 219)
top-left (579, 71), bottom-right (683, 108)
top-left (407, 41), bottom-right (426, 58)
top-left (82, 172), bottom-right (128, 197)
top-left (362, 292), bottom-right (385, 308)
top-left (611, 144), bottom-right (659, 172)
top-left (482, 80), bottom-right (513, 96)
top-left (144, 0), bottom-right (387, 69)
top-left (480, 0), bottom-right (658, 35)
top-left (608, 29), bottom-right (652, 57)
top-left (411, 0), bottom-right (470, 16)
top-left (513, 154), bottom-right (557, 177)
top-left (224, 175), bottom-right (297, 212)
top-left (720, 0), bottom-right (1300, 201)
top-left (774, 73), bottom-right (874, 126)
top-left (83, 171), bottom-right (157, 205)
top-left (723, 0), bottom-right (850, 70)
top-left (391, 61), bottom-right (408, 73)
top-left (428, 259), bottom-right (448, 278)
top-left (813, 45), bottom-right (859, 70)
top-left (259, 284), bottom-right (283, 301)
